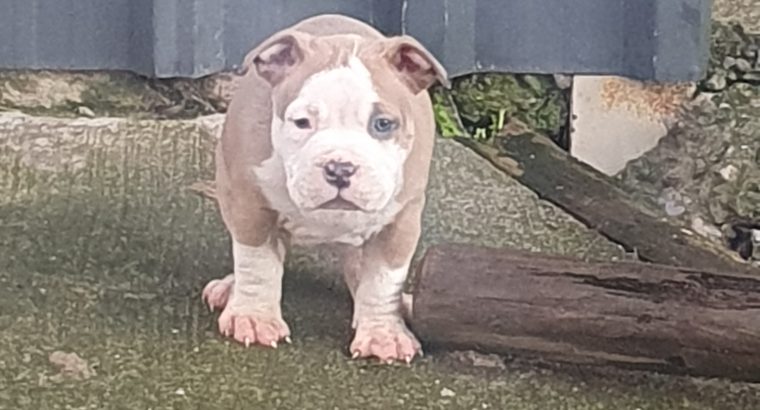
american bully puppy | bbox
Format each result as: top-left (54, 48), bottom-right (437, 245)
top-left (201, 14), bottom-right (448, 363)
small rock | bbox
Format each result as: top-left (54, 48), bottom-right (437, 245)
top-left (553, 74), bottom-right (573, 89)
top-left (734, 58), bottom-right (752, 73)
top-left (723, 56), bottom-right (736, 69)
top-left (440, 387), bottom-right (456, 398)
top-left (449, 350), bottom-right (507, 370)
top-left (49, 351), bottom-right (96, 381)
top-left (741, 46), bottom-right (758, 61)
top-left (743, 72), bottom-right (760, 82)
top-left (719, 164), bottom-right (739, 182)
top-left (691, 217), bottom-right (723, 239)
top-left (174, 388), bottom-right (186, 396)
top-left (664, 201), bottom-right (686, 217)
top-left (704, 73), bottom-right (727, 91)
top-left (710, 201), bottom-right (731, 225)
top-left (76, 106), bottom-right (96, 118)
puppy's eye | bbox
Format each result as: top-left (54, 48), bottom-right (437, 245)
top-left (293, 118), bottom-right (311, 129)
top-left (373, 118), bottom-right (393, 133)
top-left (370, 117), bottom-right (397, 139)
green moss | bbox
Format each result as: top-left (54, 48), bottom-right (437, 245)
top-left (430, 87), bottom-right (469, 139)
top-left (433, 73), bottom-right (569, 142)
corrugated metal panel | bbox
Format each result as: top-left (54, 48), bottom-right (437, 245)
top-left (0, 0), bottom-right (712, 81)
top-left (0, 0), bottom-right (154, 71)
top-left (402, 0), bottom-right (713, 81)
top-left (212, 0), bottom-right (399, 78)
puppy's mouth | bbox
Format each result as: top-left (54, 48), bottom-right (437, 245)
top-left (316, 196), bottom-right (363, 212)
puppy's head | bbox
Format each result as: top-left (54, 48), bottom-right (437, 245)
top-left (247, 30), bottom-right (447, 214)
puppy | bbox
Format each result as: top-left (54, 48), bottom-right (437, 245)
top-left (202, 14), bottom-right (448, 363)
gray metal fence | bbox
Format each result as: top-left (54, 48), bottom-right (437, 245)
top-left (0, 0), bottom-right (713, 81)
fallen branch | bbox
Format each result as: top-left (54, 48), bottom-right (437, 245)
top-left (455, 120), bottom-right (756, 275)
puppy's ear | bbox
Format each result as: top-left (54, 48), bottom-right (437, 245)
top-left (240, 31), bottom-right (311, 85)
top-left (383, 36), bottom-right (449, 94)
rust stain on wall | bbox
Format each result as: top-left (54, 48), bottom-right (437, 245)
top-left (600, 77), bottom-right (694, 121)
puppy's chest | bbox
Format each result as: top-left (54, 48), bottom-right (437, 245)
top-left (279, 210), bottom-right (394, 247)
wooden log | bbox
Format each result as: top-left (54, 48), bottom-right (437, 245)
top-left (408, 243), bottom-right (760, 381)
top-left (453, 120), bottom-right (757, 275)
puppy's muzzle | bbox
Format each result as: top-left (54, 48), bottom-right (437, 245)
top-left (322, 160), bottom-right (357, 190)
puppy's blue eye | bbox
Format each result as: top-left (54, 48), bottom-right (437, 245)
top-left (294, 118), bottom-right (311, 129)
top-left (372, 117), bottom-right (396, 135)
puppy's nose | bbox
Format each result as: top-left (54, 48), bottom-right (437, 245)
top-left (323, 160), bottom-right (357, 189)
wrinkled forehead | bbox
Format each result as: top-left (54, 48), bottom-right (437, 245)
top-left (291, 56), bottom-right (380, 122)
top-left (271, 36), bottom-right (412, 123)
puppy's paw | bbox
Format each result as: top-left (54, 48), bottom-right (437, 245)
top-left (202, 274), bottom-right (234, 312)
top-left (218, 307), bottom-right (291, 348)
top-left (350, 319), bottom-right (422, 364)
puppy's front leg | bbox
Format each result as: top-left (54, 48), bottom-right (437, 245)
top-left (347, 198), bottom-right (425, 363)
top-left (204, 236), bottom-right (290, 348)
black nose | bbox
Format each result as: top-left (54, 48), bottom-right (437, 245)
top-left (323, 160), bottom-right (357, 189)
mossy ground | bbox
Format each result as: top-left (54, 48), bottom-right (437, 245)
top-left (1, 113), bottom-right (760, 410)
